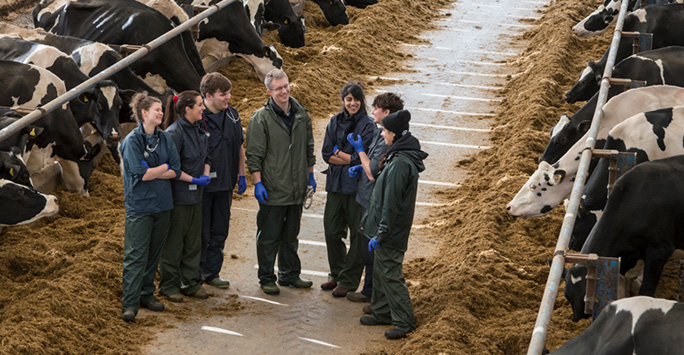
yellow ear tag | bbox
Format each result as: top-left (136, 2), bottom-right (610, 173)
top-left (284, 19), bottom-right (289, 24)
top-left (83, 96), bottom-right (89, 102)
top-left (30, 128), bottom-right (36, 136)
top-left (9, 168), bottom-right (14, 177)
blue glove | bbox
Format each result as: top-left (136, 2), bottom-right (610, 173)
top-left (140, 160), bottom-right (150, 169)
top-left (348, 164), bottom-right (363, 178)
top-left (254, 181), bottom-right (268, 204)
top-left (192, 175), bottom-right (211, 186)
top-left (308, 172), bottom-right (316, 192)
top-left (332, 144), bottom-right (339, 156)
top-left (237, 175), bottom-right (247, 194)
top-left (347, 133), bottom-right (364, 152)
top-left (369, 237), bottom-right (379, 251)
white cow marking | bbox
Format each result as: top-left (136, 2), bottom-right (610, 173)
top-left (578, 65), bottom-right (593, 82)
top-left (614, 296), bottom-right (675, 334)
top-left (634, 8), bottom-right (647, 23)
top-left (551, 114), bottom-right (570, 138)
top-left (570, 275), bottom-right (582, 284)
top-left (101, 85), bottom-right (117, 110)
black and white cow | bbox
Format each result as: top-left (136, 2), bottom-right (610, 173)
top-left (564, 154), bottom-right (684, 321)
top-left (173, 0), bottom-right (283, 80)
top-left (566, 4), bottom-right (684, 103)
top-left (264, 0), bottom-right (306, 48)
top-left (33, 0), bottom-right (204, 92)
top-left (290, 0), bottom-right (349, 26)
top-left (572, 0), bottom-right (683, 37)
top-left (0, 148), bottom-right (32, 188)
top-left (0, 178), bottom-right (58, 226)
top-left (345, 0), bottom-right (377, 9)
top-left (245, 0), bottom-right (282, 35)
top-left (541, 46), bottom-right (684, 164)
top-left (550, 296), bottom-right (684, 354)
top-left (506, 85), bottom-right (684, 218)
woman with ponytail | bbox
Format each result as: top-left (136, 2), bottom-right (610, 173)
top-left (158, 90), bottom-right (212, 302)
top-left (119, 91), bottom-right (181, 323)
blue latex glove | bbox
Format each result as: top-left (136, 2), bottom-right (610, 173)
top-left (348, 164), bottom-right (363, 178)
top-left (254, 181), bottom-right (268, 204)
top-left (308, 172), bottom-right (316, 192)
top-left (192, 175), bottom-right (211, 186)
top-left (332, 144), bottom-right (339, 156)
top-left (369, 237), bottom-right (379, 251)
top-left (347, 133), bottom-right (364, 152)
top-left (140, 160), bottom-right (150, 169)
top-left (237, 175), bottom-right (247, 194)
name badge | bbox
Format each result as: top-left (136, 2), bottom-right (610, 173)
top-left (209, 172), bottom-right (217, 178)
top-left (189, 184), bottom-right (198, 191)
top-left (206, 132), bottom-right (210, 137)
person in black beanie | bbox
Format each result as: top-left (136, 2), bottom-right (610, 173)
top-left (359, 109), bottom-right (428, 339)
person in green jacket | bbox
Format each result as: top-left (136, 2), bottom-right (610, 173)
top-left (359, 109), bottom-right (428, 339)
top-left (246, 69), bottom-right (317, 295)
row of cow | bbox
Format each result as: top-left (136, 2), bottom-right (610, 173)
top-left (503, 2), bottom-right (684, 353)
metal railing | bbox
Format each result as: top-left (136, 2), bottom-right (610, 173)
top-left (526, 0), bottom-right (632, 353)
top-left (0, 0), bottom-right (237, 144)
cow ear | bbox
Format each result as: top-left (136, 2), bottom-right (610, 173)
top-left (578, 120), bottom-right (591, 134)
top-left (6, 163), bottom-right (20, 177)
top-left (561, 267), bottom-right (567, 279)
top-left (553, 170), bottom-right (566, 184)
top-left (263, 21), bottom-right (280, 31)
top-left (298, 14), bottom-right (304, 19)
top-left (588, 61), bottom-right (597, 70)
top-left (282, 16), bottom-right (290, 25)
top-left (22, 124), bottom-right (43, 138)
top-left (9, 146), bottom-right (22, 157)
top-left (80, 92), bottom-right (95, 103)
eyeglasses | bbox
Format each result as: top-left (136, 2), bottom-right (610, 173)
top-left (271, 83), bottom-right (290, 93)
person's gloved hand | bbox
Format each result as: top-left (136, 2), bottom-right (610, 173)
top-left (308, 172), bottom-right (317, 192)
top-left (369, 237), bottom-right (379, 251)
top-left (254, 181), bottom-right (268, 204)
top-left (237, 175), bottom-right (247, 194)
top-left (348, 164), bottom-right (363, 178)
top-left (192, 175), bottom-right (211, 186)
top-left (333, 144), bottom-right (339, 156)
top-left (140, 160), bottom-right (150, 169)
top-left (347, 133), bottom-right (364, 153)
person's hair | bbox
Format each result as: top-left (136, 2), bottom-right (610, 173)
top-left (372, 92), bottom-right (404, 114)
top-left (130, 91), bottom-right (162, 124)
top-left (340, 81), bottom-right (366, 114)
top-left (264, 69), bottom-right (288, 90)
top-left (162, 90), bottom-right (202, 129)
top-left (200, 72), bottom-right (232, 97)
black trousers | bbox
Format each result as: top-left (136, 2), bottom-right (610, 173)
top-left (256, 204), bottom-right (304, 285)
top-left (200, 190), bottom-right (233, 281)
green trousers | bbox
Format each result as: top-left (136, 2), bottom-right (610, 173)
top-left (256, 204), bottom-right (304, 285)
top-left (159, 203), bottom-right (203, 296)
top-left (371, 246), bottom-right (417, 332)
top-left (324, 192), bottom-right (364, 290)
top-left (122, 210), bottom-right (171, 313)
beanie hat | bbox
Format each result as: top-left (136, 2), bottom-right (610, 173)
top-left (382, 109), bottom-right (411, 137)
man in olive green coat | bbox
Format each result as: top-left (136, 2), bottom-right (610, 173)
top-left (246, 69), bottom-right (317, 295)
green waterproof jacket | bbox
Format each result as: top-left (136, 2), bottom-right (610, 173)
top-left (246, 97), bottom-right (315, 206)
top-left (364, 134), bottom-right (427, 252)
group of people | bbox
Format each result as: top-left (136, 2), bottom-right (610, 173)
top-left (119, 68), bottom-right (428, 340)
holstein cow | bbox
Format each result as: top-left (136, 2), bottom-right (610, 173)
top-left (506, 85), bottom-right (684, 218)
top-left (0, 60), bottom-right (96, 194)
top-left (244, 0), bottom-right (282, 35)
top-left (572, 0), bottom-right (683, 37)
top-left (345, 0), bottom-right (377, 9)
top-left (289, 0), bottom-right (349, 26)
top-left (550, 296), bottom-right (684, 354)
top-left (0, 148), bottom-right (32, 188)
top-left (566, 4), bottom-right (684, 103)
top-left (572, 106), bottom-right (684, 249)
top-left (173, 0), bottom-right (283, 80)
top-left (33, 0), bottom-right (204, 92)
top-left (264, 0), bottom-right (306, 48)
top-left (564, 155), bottom-right (684, 321)
top-left (541, 46), bottom-right (684, 164)
top-left (0, 178), bottom-right (58, 226)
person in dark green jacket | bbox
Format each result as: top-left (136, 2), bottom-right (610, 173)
top-left (158, 90), bottom-right (212, 303)
top-left (120, 92), bottom-right (181, 323)
top-left (359, 110), bottom-right (428, 340)
top-left (246, 69), bottom-right (317, 295)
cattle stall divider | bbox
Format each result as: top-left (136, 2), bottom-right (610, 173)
top-left (0, 0), bottom-right (238, 144)
top-left (526, 0), bottom-right (632, 354)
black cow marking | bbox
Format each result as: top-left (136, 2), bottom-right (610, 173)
top-left (646, 107), bottom-right (673, 151)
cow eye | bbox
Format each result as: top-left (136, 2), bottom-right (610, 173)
top-left (529, 184), bottom-right (536, 191)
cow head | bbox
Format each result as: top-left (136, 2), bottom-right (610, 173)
top-left (311, 0), bottom-right (349, 26)
top-left (541, 117), bottom-right (591, 163)
top-left (278, 14), bottom-right (306, 48)
top-left (571, 0), bottom-right (622, 37)
top-left (506, 161), bottom-right (569, 218)
top-left (564, 265), bottom-right (591, 322)
top-left (0, 147), bottom-right (32, 187)
top-left (0, 178), bottom-right (58, 226)
top-left (80, 80), bottom-right (122, 145)
top-left (565, 61), bottom-right (601, 103)
top-left (239, 45), bottom-right (284, 81)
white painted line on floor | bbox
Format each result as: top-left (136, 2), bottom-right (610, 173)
top-left (303, 213), bottom-right (324, 219)
top-left (411, 122), bottom-right (491, 133)
top-left (405, 106), bottom-right (496, 116)
top-left (514, 7), bottom-right (536, 11)
top-left (524, 1), bottom-right (546, 4)
top-left (416, 201), bottom-right (450, 206)
top-left (232, 207), bottom-right (324, 219)
top-left (457, 19), bottom-right (480, 24)
top-left (300, 239), bottom-right (349, 248)
top-left (438, 82), bottom-right (502, 91)
top-left (422, 140), bottom-right (490, 149)
top-left (469, 49), bottom-right (517, 56)
top-left (453, 59), bottom-right (505, 66)
top-left (256, 265), bottom-right (329, 278)
top-left (201, 326), bottom-right (244, 337)
top-left (458, 3), bottom-right (497, 8)
top-left (506, 14), bottom-right (540, 20)
top-left (299, 337), bottom-right (341, 349)
top-left (500, 23), bottom-right (534, 28)
top-left (401, 43), bottom-right (429, 48)
top-left (420, 180), bottom-right (460, 187)
top-left (449, 70), bottom-right (508, 78)
top-left (239, 295), bottom-right (289, 306)
top-left (449, 28), bottom-right (470, 33)
top-left (422, 93), bottom-right (502, 102)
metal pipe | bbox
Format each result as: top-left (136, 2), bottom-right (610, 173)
top-left (0, 0), bottom-right (236, 144)
top-left (526, 0), bottom-right (631, 353)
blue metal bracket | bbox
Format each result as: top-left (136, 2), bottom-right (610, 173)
top-left (622, 31), bottom-right (653, 54)
top-left (565, 253), bottom-right (621, 320)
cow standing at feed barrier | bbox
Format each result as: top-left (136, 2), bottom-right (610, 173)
top-left (549, 296), bottom-right (684, 354)
top-left (571, 0), bottom-right (683, 37)
top-left (289, 0), bottom-right (348, 26)
top-left (540, 46), bottom-right (684, 164)
top-left (506, 85), bottom-right (684, 218)
top-left (563, 154), bottom-right (684, 321)
top-left (263, 0), bottom-right (306, 48)
top-left (567, 4), bottom-right (684, 103)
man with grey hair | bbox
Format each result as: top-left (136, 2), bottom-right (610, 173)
top-left (246, 69), bottom-right (317, 295)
